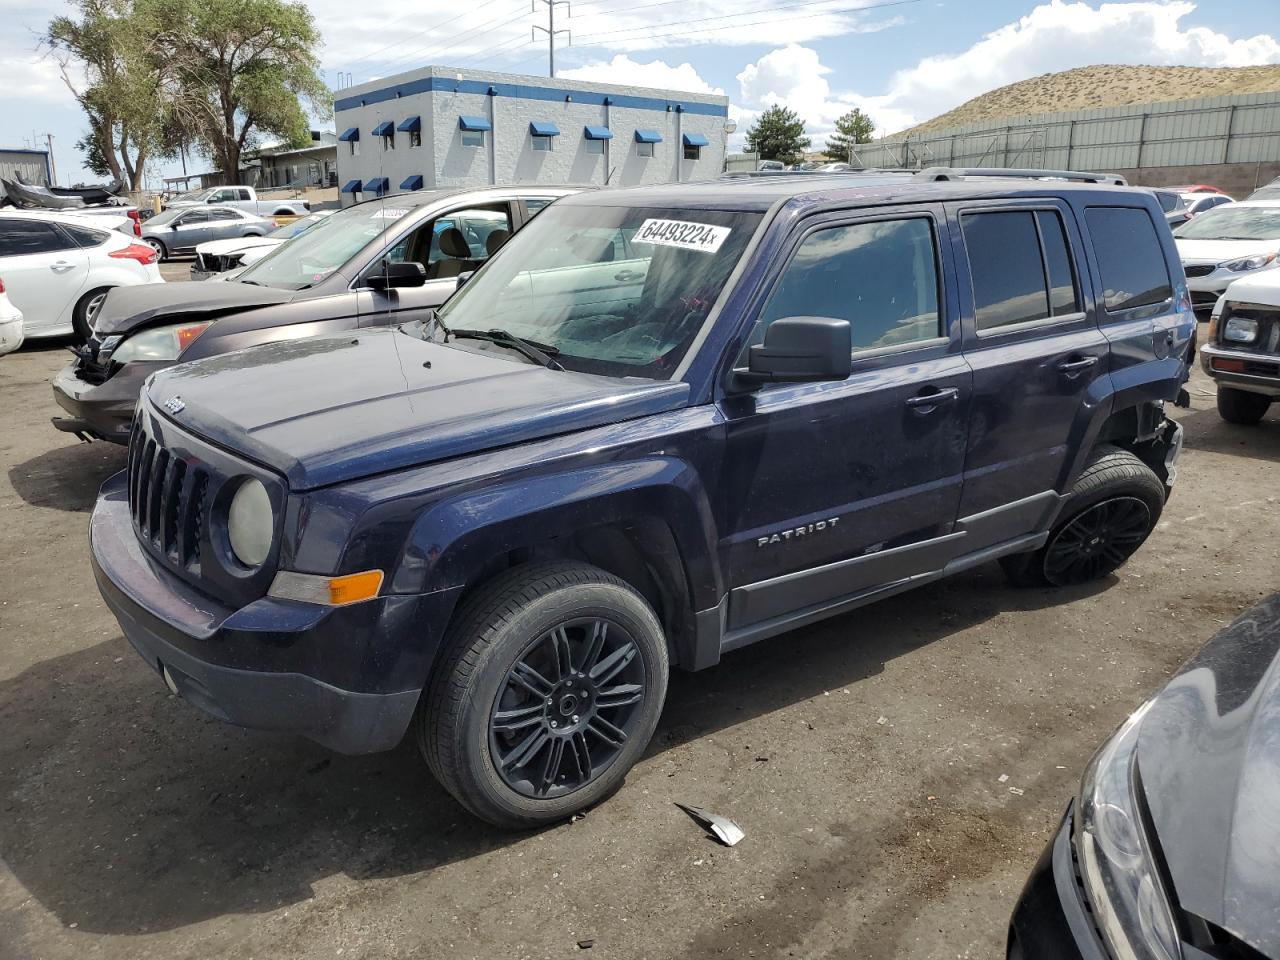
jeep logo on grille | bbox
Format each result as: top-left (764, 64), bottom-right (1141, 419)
top-left (163, 396), bottom-right (186, 415)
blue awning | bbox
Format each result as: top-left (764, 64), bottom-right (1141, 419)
top-left (364, 177), bottom-right (389, 193)
top-left (400, 174), bottom-right (424, 190)
top-left (340, 179), bottom-right (363, 193)
top-left (584, 126), bottom-right (613, 140)
top-left (529, 121), bottom-right (560, 137)
top-left (338, 127), bottom-right (360, 142)
top-left (371, 121), bottom-right (394, 137)
top-left (459, 115), bottom-right (492, 132)
top-left (397, 115), bottom-right (421, 132)
top-left (634, 129), bottom-right (663, 144)
top-left (682, 132), bottom-right (709, 147)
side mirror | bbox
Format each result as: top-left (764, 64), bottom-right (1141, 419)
top-left (367, 260), bottom-right (426, 291)
top-left (170, 222), bottom-right (181, 229)
top-left (456, 270), bottom-right (475, 292)
top-left (739, 316), bottom-right (851, 384)
top-left (206, 197), bottom-right (217, 204)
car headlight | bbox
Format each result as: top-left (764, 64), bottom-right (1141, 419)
top-left (1076, 701), bottom-right (1182, 960)
top-left (1223, 316), bottom-right (1259, 343)
top-left (1222, 253), bottom-right (1276, 272)
top-left (227, 478), bottom-right (273, 567)
top-left (110, 322), bottom-right (211, 363)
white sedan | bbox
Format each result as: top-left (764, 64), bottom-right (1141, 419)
top-left (191, 211), bottom-right (331, 280)
top-left (0, 277), bottom-right (24, 355)
top-left (1174, 199), bottom-right (1280, 314)
top-left (0, 209), bottom-right (164, 341)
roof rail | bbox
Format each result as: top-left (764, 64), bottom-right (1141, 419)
top-left (915, 167), bottom-right (1128, 187)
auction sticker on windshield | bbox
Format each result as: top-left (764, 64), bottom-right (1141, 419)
top-left (371, 208), bottom-right (409, 220)
top-left (636, 218), bottom-right (731, 253)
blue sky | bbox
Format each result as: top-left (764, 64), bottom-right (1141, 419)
top-left (3, 1), bottom-right (1278, 184)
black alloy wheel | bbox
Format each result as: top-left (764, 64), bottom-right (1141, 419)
top-left (1042, 496), bottom-right (1152, 586)
top-left (489, 617), bottom-right (646, 799)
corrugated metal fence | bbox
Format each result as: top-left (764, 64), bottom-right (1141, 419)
top-left (851, 91), bottom-right (1280, 171)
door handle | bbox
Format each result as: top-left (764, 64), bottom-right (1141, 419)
top-left (1057, 356), bottom-right (1099, 376)
top-left (50, 261), bottom-right (76, 273)
top-left (905, 386), bottom-right (960, 409)
top-left (614, 269), bottom-right (644, 282)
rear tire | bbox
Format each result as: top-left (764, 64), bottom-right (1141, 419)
top-left (143, 237), bottom-right (167, 261)
top-left (72, 286), bottom-right (111, 342)
top-left (420, 561), bottom-right (669, 828)
top-left (1216, 386), bottom-right (1270, 425)
top-left (1001, 445), bottom-right (1165, 588)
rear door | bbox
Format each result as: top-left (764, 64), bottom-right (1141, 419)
top-left (206, 207), bottom-right (249, 242)
top-left (0, 218), bottom-right (89, 334)
top-left (949, 199), bottom-right (1107, 527)
top-left (716, 204), bottom-right (973, 632)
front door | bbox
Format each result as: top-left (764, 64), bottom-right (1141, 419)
top-left (169, 210), bottom-right (212, 253)
top-left (948, 200), bottom-right (1108, 525)
top-left (717, 207), bottom-right (972, 633)
top-left (356, 202), bottom-right (518, 328)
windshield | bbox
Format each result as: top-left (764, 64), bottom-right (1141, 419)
top-left (433, 203), bottom-right (762, 378)
top-left (237, 201), bottom-right (414, 289)
top-left (147, 207), bottom-right (185, 226)
top-left (170, 189), bottom-right (207, 203)
top-left (1175, 205), bottom-right (1280, 240)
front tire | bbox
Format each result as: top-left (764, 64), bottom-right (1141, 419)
top-left (1001, 445), bottom-right (1165, 588)
top-left (420, 561), bottom-right (669, 828)
top-left (1216, 386), bottom-right (1270, 425)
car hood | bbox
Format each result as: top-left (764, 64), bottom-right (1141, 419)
top-left (1175, 238), bottom-right (1280, 263)
top-left (1137, 591), bottom-right (1280, 956)
top-left (144, 329), bottom-right (691, 489)
top-left (196, 236), bottom-right (282, 257)
top-left (1223, 272), bottom-right (1280, 309)
top-left (94, 281), bottom-right (296, 336)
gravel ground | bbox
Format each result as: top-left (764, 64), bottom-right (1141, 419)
top-left (2, 330), bottom-right (1277, 960)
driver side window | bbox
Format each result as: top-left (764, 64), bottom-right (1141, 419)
top-left (754, 216), bottom-right (942, 354)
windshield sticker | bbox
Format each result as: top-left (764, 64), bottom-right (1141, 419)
top-left (370, 208), bottom-right (409, 220)
top-left (636, 218), bottom-right (731, 253)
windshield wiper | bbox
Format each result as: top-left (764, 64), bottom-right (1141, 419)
top-left (449, 327), bottom-right (564, 371)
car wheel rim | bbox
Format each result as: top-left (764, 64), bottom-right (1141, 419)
top-left (86, 292), bottom-right (106, 321)
top-left (145, 240), bottom-right (162, 256)
top-left (1043, 496), bottom-right (1152, 586)
top-left (488, 617), bottom-right (646, 800)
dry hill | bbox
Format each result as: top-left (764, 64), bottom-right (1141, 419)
top-left (900, 64), bottom-right (1280, 137)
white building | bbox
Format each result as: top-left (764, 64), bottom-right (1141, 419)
top-left (333, 66), bottom-right (730, 204)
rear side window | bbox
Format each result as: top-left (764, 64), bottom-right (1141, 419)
top-left (1085, 207), bottom-right (1173, 312)
top-left (758, 216), bottom-right (942, 353)
top-left (60, 223), bottom-right (110, 247)
top-left (962, 209), bottom-right (1081, 332)
top-left (0, 219), bottom-right (76, 256)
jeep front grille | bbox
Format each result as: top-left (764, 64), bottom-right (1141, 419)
top-left (127, 419), bottom-right (208, 570)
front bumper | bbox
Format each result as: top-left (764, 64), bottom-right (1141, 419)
top-left (50, 360), bottom-right (164, 443)
top-left (1008, 806), bottom-right (1108, 960)
top-left (1199, 343), bottom-right (1280, 397)
top-left (90, 471), bottom-right (437, 754)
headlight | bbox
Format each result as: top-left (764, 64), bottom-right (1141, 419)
top-left (1223, 316), bottom-right (1258, 343)
top-left (227, 478), bottom-right (273, 567)
top-left (1076, 701), bottom-right (1182, 960)
top-left (110, 322), bottom-right (211, 363)
top-left (1222, 253), bottom-right (1276, 272)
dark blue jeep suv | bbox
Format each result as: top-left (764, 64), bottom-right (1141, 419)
top-left (89, 169), bottom-right (1193, 827)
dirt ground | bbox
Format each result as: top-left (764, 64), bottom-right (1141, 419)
top-left (2, 326), bottom-right (1278, 960)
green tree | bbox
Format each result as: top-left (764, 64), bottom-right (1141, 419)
top-left (46, 0), bottom-right (172, 189)
top-left (745, 104), bottom-right (810, 166)
top-left (824, 107), bottom-right (875, 162)
top-left (153, 0), bottom-right (331, 182)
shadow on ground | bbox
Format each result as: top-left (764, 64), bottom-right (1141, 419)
top-left (8, 442), bottom-right (127, 512)
top-left (1177, 405), bottom-right (1280, 463)
top-left (0, 563), bottom-right (1108, 936)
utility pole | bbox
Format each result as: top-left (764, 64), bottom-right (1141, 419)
top-left (44, 133), bottom-right (57, 186)
top-left (531, 0), bottom-right (570, 78)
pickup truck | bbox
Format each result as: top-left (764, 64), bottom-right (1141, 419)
top-left (89, 168), bottom-right (1193, 828)
top-left (165, 185), bottom-right (310, 218)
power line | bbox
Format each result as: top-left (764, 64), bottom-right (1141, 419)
top-left (532, 0), bottom-right (572, 77)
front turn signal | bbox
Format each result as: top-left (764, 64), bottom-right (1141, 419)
top-left (269, 569), bottom-right (385, 606)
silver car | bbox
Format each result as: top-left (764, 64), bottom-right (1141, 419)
top-left (140, 206), bottom-right (275, 261)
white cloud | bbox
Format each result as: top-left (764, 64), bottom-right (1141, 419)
top-left (728, 2), bottom-right (1280, 152)
top-left (560, 54), bottom-right (724, 96)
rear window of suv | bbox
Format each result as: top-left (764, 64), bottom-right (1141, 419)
top-left (1084, 207), bottom-right (1173, 312)
top-left (961, 209), bottom-right (1081, 331)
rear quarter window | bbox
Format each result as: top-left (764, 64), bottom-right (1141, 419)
top-left (60, 223), bottom-right (111, 247)
top-left (1084, 207), bottom-right (1173, 313)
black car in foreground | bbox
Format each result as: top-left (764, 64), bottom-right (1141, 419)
top-left (1009, 592), bottom-right (1280, 960)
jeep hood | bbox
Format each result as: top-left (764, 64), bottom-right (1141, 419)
top-left (145, 329), bottom-right (691, 489)
top-left (1137, 592), bottom-right (1280, 956)
top-left (94, 281), bottom-right (295, 336)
